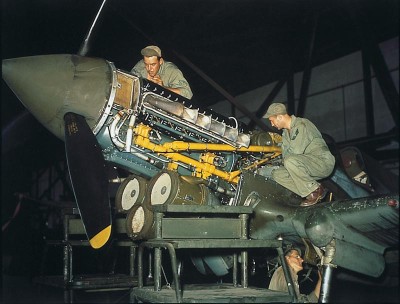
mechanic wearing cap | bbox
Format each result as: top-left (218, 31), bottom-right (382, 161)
top-left (269, 248), bottom-right (321, 303)
top-left (131, 45), bottom-right (193, 99)
top-left (263, 103), bottom-right (335, 207)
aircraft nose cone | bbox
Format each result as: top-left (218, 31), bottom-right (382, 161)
top-left (2, 54), bottom-right (113, 140)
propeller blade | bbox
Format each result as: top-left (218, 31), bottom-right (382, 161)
top-left (64, 112), bottom-right (112, 249)
top-left (78, 0), bottom-right (108, 56)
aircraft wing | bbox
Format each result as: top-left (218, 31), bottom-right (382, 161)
top-left (237, 171), bottom-right (399, 278)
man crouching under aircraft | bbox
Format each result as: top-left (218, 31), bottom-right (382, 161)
top-left (269, 248), bottom-right (322, 302)
top-left (263, 103), bottom-right (335, 206)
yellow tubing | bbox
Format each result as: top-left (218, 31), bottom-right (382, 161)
top-left (163, 141), bottom-right (282, 153)
top-left (133, 123), bottom-right (281, 184)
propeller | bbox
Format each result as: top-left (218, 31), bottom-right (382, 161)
top-left (64, 112), bottom-right (112, 249)
top-left (63, 0), bottom-right (112, 249)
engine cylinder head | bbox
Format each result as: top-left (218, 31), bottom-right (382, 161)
top-left (209, 119), bottom-right (226, 136)
top-left (195, 113), bottom-right (212, 130)
top-left (182, 107), bottom-right (199, 123)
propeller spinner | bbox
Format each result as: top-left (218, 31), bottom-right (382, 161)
top-left (2, 54), bottom-right (114, 249)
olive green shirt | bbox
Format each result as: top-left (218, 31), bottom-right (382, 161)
top-left (269, 266), bottom-right (319, 303)
top-left (131, 60), bottom-right (193, 99)
top-left (282, 115), bottom-right (334, 163)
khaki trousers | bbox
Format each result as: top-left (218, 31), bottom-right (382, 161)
top-left (272, 154), bottom-right (335, 197)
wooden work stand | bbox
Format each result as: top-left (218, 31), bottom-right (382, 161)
top-left (131, 205), bottom-right (293, 303)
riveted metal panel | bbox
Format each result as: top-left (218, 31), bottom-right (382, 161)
top-left (161, 218), bottom-right (242, 239)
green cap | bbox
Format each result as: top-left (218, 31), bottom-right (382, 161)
top-left (141, 45), bottom-right (162, 57)
top-left (263, 103), bottom-right (287, 118)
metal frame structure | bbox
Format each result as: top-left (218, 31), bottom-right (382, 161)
top-left (131, 205), bottom-right (295, 303)
top-left (36, 207), bottom-right (137, 303)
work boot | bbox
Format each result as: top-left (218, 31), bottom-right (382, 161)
top-left (300, 185), bottom-right (328, 207)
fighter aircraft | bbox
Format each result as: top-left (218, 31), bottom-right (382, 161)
top-left (2, 2), bottom-right (398, 302)
top-left (2, 50), bottom-right (398, 288)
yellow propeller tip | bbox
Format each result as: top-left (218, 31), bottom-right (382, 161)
top-left (89, 225), bottom-right (112, 249)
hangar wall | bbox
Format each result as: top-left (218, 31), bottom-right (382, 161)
top-left (210, 37), bottom-right (399, 143)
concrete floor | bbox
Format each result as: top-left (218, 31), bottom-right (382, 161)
top-left (2, 275), bottom-right (134, 304)
top-left (2, 274), bottom-right (399, 304)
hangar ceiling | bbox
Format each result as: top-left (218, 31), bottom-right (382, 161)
top-left (2, 0), bottom-right (399, 110)
top-left (104, 0), bottom-right (399, 107)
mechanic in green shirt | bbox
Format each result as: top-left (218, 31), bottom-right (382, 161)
top-left (263, 103), bottom-right (335, 206)
top-left (131, 45), bottom-right (193, 99)
top-left (269, 248), bottom-right (321, 303)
